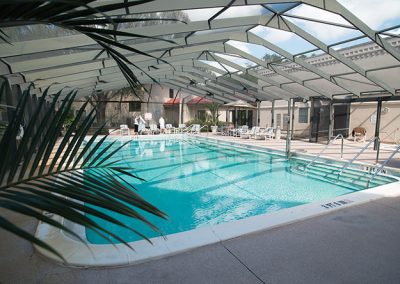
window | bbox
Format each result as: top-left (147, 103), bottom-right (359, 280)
top-left (283, 114), bottom-right (289, 131)
top-left (169, 88), bottom-right (174, 98)
top-left (129, 101), bottom-right (141, 112)
top-left (197, 110), bottom-right (206, 121)
top-left (298, 107), bottom-right (308, 123)
top-left (276, 114), bottom-right (281, 128)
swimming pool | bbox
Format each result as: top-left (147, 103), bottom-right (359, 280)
top-left (35, 135), bottom-right (400, 266)
top-left (85, 136), bottom-right (396, 244)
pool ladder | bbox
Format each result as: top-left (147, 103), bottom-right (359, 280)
top-left (336, 137), bottom-right (380, 180)
top-left (304, 134), bottom-right (344, 172)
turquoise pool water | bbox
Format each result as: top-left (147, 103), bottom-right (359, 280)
top-left (86, 137), bottom-right (363, 244)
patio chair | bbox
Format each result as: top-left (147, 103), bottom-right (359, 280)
top-left (165, 124), bottom-right (173, 134)
top-left (234, 125), bottom-right (248, 137)
top-left (352, 127), bottom-right (366, 142)
top-left (241, 126), bottom-right (260, 139)
top-left (191, 124), bottom-right (201, 134)
top-left (149, 124), bottom-right (160, 134)
top-left (265, 127), bottom-right (274, 140)
top-left (254, 127), bottom-right (274, 140)
top-left (175, 123), bottom-right (186, 134)
top-left (222, 124), bottom-right (234, 136)
top-left (215, 126), bottom-right (223, 135)
top-left (120, 124), bottom-right (131, 136)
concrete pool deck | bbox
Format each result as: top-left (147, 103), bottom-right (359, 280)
top-left (1, 196), bottom-right (400, 283)
top-left (194, 134), bottom-right (400, 168)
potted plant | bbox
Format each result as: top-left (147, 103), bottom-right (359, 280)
top-left (207, 102), bottom-right (221, 133)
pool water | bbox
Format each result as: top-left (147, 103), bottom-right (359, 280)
top-left (86, 137), bottom-right (364, 244)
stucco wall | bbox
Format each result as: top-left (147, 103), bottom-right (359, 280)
top-left (259, 100), bottom-right (310, 138)
top-left (349, 101), bottom-right (400, 143)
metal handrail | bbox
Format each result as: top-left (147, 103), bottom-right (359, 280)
top-left (199, 125), bottom-right (209, 136)
top-left (366, 144), bottom-right (400, 187)
top-left (337, 137), bottom-right (380, 179)
top-left (305, 134), bottom-right (345, 171)
top-left (181, 124), bottom-right (194, 134)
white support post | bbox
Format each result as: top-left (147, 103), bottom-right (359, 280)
top-left (291, 99), bottom-right (295, 139)
top-left (179, 93), bottom-right (183, 125)
top-left (235, 107), bottom-right (238, 128)
top-left (286, 99), bottom-right (292, 159)
top-left (271, 99), bottom-right (275, 128)
top-left (328, 100), bottom-right (334, 144)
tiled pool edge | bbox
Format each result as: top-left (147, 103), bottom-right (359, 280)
top-left (35, 180), bottom-right (400, 267)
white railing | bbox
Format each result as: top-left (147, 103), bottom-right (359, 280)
top-left (337, 137), bottom-right (380, 179)
top-left (305, 134), bottom-right (344, 171)
top-left (198, 125), bottom-right (209, 135)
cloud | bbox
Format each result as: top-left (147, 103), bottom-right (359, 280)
top-left (226, 40), bottom-right (252, 54)
top-left (251, 26), bottom-right (294, 43)
top-left (285, 0), bottom-right (400, 42)
top-left (200, 60), bottom-right (238, 73)
top-left (286, 5), bottom-right (357, 42)
top-left (338, 0), bottom-right (400, 29)
top-left (186, 6), bottom-right (264, 21)
top-left (213, 53), bottom-right (257, 68)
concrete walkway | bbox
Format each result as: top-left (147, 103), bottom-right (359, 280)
top-left (1, 196), bottom-right (400, 284)
top-left (199, 134), bottom-right (400, 168)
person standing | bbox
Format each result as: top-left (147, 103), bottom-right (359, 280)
top-left (138, 115), bottom-right (146, 134)
top-left (159, 116), bottom-right (165, 134)
top-left (134, 116), bottom-right (139, 135)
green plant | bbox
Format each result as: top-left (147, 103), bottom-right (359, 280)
top-left (0, 0), bottom-right (191, 259)
top-left (206, 102), bottom-right (221, 125)
top-left (63, 107), bottom-right (75, 130)
top-left (0, 81), bottom-right (165, 261)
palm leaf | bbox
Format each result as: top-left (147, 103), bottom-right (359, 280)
top-left (0, 86), bottom-right (166, 261)
top-left (0, 0), bottom-right (186, 97)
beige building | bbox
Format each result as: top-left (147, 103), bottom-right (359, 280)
top-left (350, 101), bottom-right (400, 143)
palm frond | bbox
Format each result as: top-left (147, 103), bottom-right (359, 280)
top-left (0, 0), bottom-right (185, 96)
top-left (0, 83), bottom-right (166, 261)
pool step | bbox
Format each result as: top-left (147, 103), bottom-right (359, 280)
top-left (295, 161), bottom-right (392, 183)
top-left (302, 167), bottom-right (384, 189)
top-left (306, 164), bottom-right (389, 185)
top-left (290, 162), bottom-right (393, 190)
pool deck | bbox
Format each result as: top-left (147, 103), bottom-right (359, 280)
top-left (194, 133), bottom-right (400, 168)
top-left (1, 135), bottom-right (400, 283)
top-left (2, 196), bottom-right (400, 283)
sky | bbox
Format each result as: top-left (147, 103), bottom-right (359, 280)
top-left (185, 0), bottom-right (400, 66)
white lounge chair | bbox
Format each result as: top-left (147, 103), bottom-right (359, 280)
top-left (120, 124), bottom-right (131, 136)
top-left (149, 124), bottom-right (160, 134)
top-left (165, 124), bottom-right (173, 134)
top-left (234, 125), bottom-right (249, 137)
top-left (254, 127), bottom-right (274, 140)
top-left (265, 127), bottom-right (274, 140)
top-left (241, 127), bottom-right (260, 139)
top-left (175, 124), bottom-right (186, 134)
top-left (191, 124), bottom-right (201, 134)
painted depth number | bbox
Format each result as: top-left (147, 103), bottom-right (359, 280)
top-left (321, 199), bottom-right (353, 209)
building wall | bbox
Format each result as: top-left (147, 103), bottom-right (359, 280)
top-left (72, 84), bottom-right (230, 128)
top-left (259, 100), bottom-right (310, 138)
top-left (349, 101), bottom-right (400, 143)
top-left (72, 88), bottom-right (399, 143)
top-left (258, 100), bottom-right (400, 143)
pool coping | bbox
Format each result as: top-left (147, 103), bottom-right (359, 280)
top-left (34, 136), bottom-right (400, 267)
